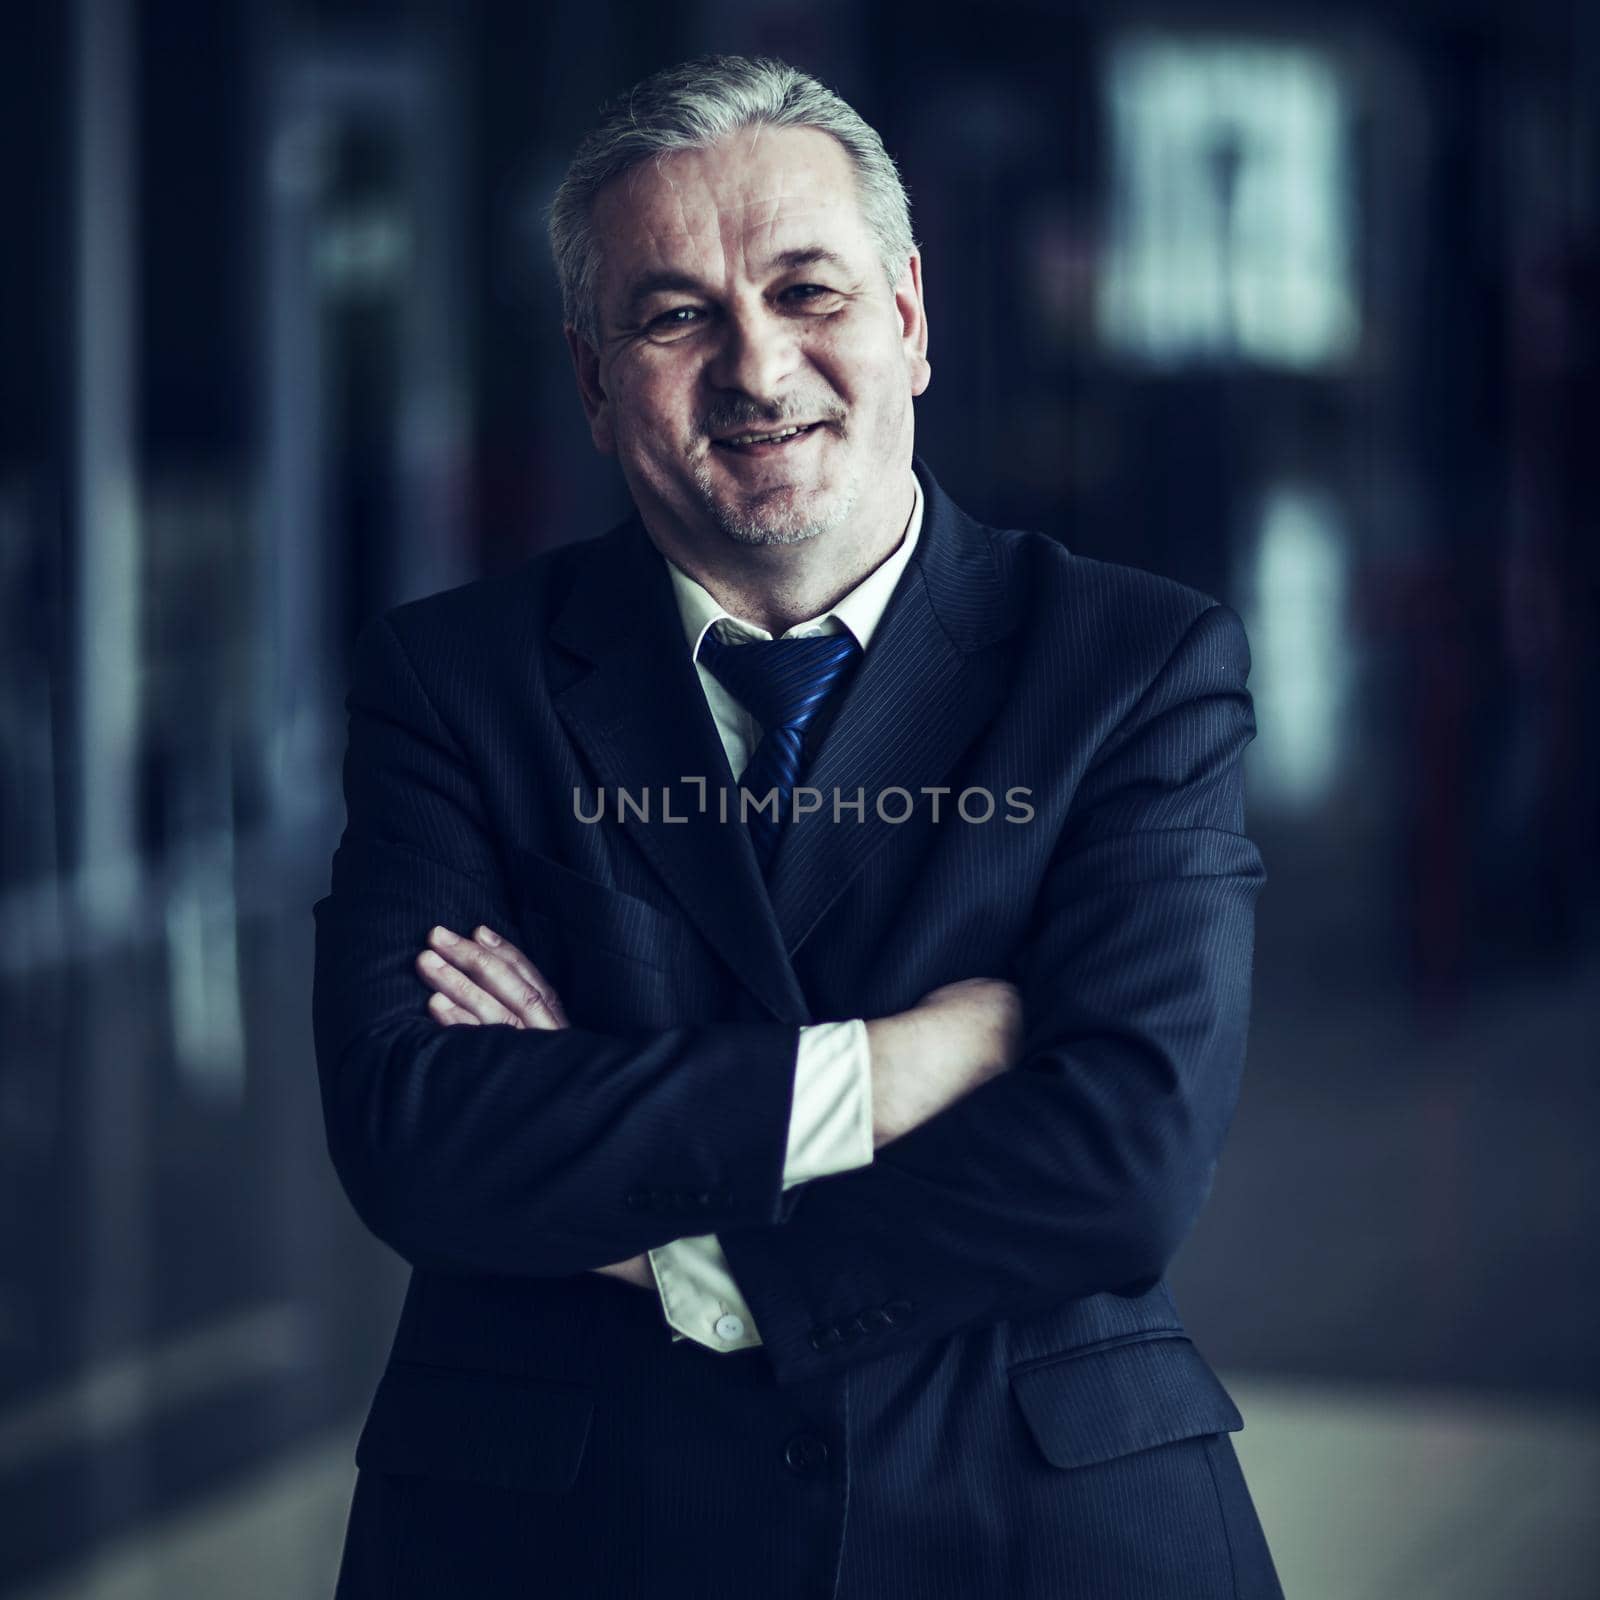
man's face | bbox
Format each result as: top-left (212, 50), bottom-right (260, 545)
top-left (567, 124), bottom-right (930, 556)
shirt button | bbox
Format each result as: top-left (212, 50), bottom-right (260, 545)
top-left (713, 1312), bottom-right (746, 1341)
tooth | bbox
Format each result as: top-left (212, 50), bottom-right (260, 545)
top-left (726, 424), bottom-right (804, 445)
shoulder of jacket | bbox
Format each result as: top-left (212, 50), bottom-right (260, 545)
top-left (371, 530), bottom-right (612, 654)
top-left (986, 524), bottom-right (1225, 636)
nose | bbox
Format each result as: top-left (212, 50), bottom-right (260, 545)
top-left (705, 301), bottom-right (800, 405)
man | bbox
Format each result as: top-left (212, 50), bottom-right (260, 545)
top-left (313, 53), bottom-right (1283, 1600)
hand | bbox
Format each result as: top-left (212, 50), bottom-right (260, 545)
top-left (415, 923), bottom-right (569, 1029)
top-left (865, 976), bottom-right (1023, 1150)
top-left (593, 1254), bottom-right (655, 1290)
top-left (416, 923), bottom-right (651, 1289)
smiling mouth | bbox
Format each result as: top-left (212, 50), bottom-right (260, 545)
top-left (711, 421), bottom-right (827, 453)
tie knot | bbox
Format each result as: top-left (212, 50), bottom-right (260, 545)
top-left (697, 627), bottom-right (863, 735)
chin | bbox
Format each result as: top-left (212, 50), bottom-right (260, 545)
top-left (709, 483), bottom-right (854, 546)
top-left (694, 460), bottom-right (861, 547)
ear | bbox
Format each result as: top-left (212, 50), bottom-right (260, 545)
top-left (565, 325), bottom-right (616, 455)
top-left (893, 252), bottom-right (931, 397)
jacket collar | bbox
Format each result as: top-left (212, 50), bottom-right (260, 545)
top-left (547, 456), bottom-right (1016, 1021)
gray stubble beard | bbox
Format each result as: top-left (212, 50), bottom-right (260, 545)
top-left (689, 441), bottom-right (862, 548)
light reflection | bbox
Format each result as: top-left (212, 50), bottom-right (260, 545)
top-left (1245, 482), bottom-right (1352, 808)
top-left (1099, 33), bottom-right (1359, 369)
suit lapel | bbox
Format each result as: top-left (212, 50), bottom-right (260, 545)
top-left (545, 457), bottom-right (1016, 1017)
top-left (548, 515), bottom-right (810, 1023)
top-left (765, 458), bottom-right (1017, 954)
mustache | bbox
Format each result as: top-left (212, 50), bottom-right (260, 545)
top-left (701, 401), bottom-right (845, 436)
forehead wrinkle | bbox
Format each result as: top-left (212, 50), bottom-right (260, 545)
top-left (613, 137), bottom-right (865, 301)
top-left (635, 178), bottom-right (719, 283)
top-left (727, 191), bottom-right (848, 274)
top-left (675, 186), bottom-right (707, 272)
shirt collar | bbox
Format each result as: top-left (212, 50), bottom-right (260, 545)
top-left (663, 472), bottom-right (924, 658)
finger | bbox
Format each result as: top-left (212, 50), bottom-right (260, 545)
top-left (418, 925), bottom-right (566, 1030)
top-left (471, 927), bottom-right (569, 1027)
top-left (416, 940), bottom-right (534, 1030)
top-left (426, 990), bottom-right (481, 1026)
top-left (416, 947), bottom-right (520, 1027)
top-left (471, 926), bottom-right (555, 1003)
top-left (426, 926), bottom-right (563, 1031)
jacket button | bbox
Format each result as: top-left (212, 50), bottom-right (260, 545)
top-left (783, 1433), bottom-right (830, 1474)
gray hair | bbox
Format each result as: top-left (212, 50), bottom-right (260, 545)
top-left (548, 55), bottom-right (916, 347)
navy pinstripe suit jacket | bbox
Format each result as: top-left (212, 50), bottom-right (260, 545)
top-left (314, 457), bottom-right (1284, 1598)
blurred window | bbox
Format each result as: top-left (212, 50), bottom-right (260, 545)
top-left (1098, 33), bottom-right (1359, 369)
top-left (1243, 482), bottom-right (1353, 809)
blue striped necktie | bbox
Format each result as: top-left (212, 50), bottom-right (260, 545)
top-left (696, 626), bottom-right (864, 876)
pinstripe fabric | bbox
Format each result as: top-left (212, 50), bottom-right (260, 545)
top-left (638, 481), bottom-right (922, 1352)
top-left (651, 1003), bottom-right (873, 1350)
top-left (316, 457), bottom-right (1283, 1598)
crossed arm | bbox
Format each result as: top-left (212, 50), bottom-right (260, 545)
top-left (415, 922), bottom-right (649, 1288)
top-left (411, 921), bottom-right (1021, 1291)
top-left (313, 601), bottom-right (1263, 1384)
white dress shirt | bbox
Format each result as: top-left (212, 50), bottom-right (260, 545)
top-left (645, 472), bottom-right (925, 1350)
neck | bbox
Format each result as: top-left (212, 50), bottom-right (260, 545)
top-left (654, 475), bottom-right (915, 636)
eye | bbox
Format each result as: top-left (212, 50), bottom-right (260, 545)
top-left (784, 283), bottom-right (836, 303)
top-left (648, 306), bottom-right (706, 333)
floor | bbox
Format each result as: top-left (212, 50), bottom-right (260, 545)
top-left (15, 1373), bottom-right (1599, 1600)
top-left (5, 832), bottom-right (1596, 1597)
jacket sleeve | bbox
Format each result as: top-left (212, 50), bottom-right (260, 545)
top-left (716, 603), bottom-right (1268, 1385)
top-left (311, 611), bottom-right (803, 1279)
top-left (650, 1017), bottom-right (875, 1349)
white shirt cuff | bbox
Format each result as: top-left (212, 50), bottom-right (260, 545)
top-left (648, 1235), bottom-right (762, 1350)
top-left (782, 1018), bottom-right (875, 1188)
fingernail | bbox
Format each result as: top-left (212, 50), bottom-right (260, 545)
top-left (475, 926), bottom-right (500, 946)
top-left (429, 926), bottom-right (455, 944)
top-left (420, 950), bottom-right (444, 970)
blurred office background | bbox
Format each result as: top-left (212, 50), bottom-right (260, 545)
top-left (2, 0), bottom-right (1597, 1594)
